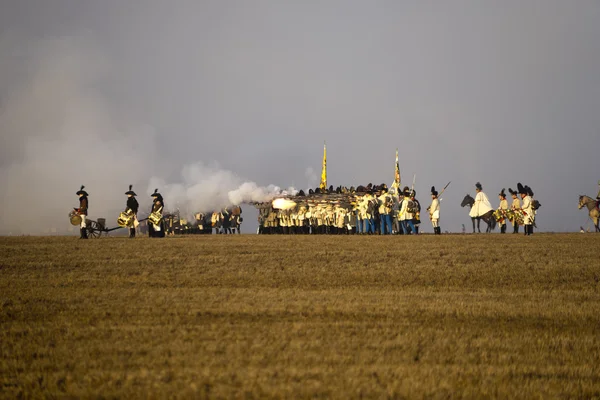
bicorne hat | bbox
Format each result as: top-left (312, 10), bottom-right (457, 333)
top-left (508, 188), bottom-right (517, 196)
top-left (475, 182), bottom-right (483, 191)
top-left (499, 188), bottom-right (506, 198)
top-left (151, 188), bottom-right (161, 197)
top-left (431, 186), bottom-right (438, 196)
top-left (517, 183), bottom-right (527, 194)
top-left (76, 185), bottom-right (88, 196)
top-left (125, 184), bottom-right (137, 196)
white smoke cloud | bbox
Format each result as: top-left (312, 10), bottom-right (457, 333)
top-left (0, 37), bottom-right (293, 235)
top-left (0, 37), bottom-right (161, 235)
top-left (147, 162), bottom-right (297, 219)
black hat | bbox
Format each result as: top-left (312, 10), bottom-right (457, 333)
top-left (475, 182), bottom-right (482, 191)
top-left (411, 189), bottom-right (416, 197)
top-left (525, 185), bottom-right (534, 197)
top-left (125, 184), bottom-right (137, 196)
top-left (508, 188), bottom-right (517, 196)
top-left (76, 185), bottom-right (88, 196)
top-left (151, 188), bottom-right (161, 197)
top-left (517, 183), bottom-right (527, 194)
top-left (499, 188), bottom-right (506, 198)
top-left (431, 186), bottom-right (438, 196)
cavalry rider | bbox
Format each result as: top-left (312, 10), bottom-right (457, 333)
top-left (469, 182), bottom-right (492, 220)
top-left (149, 189), bottom-right (165, 238)
top-left (498, 189), bottom-right (509, 234)
top-left (75, 185), bottom-right (89, 239)
top-left (125, 185), bottom-right (139, 238)
top-left (429, 186), bottom-right (441, 235)
top-left (518, 183), bottom-right (534, 236)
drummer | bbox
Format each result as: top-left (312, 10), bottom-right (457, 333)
top-left (125, 185), bottom-right (139, 238)
top-left (76, 185), bottom-right (89, 239)
top-left (508, 188), bottom-right (521, 234)
top-left (149, 189), bottom-right (165, 238)
top-left (498, 189), bottom-right (508, 234)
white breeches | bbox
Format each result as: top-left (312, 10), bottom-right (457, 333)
top-left (431, 219), bottom-right (439, 228)
top-left (152, 223), bottom-right (161, 231)
top-left (80, 215), bottom-right (87, 228)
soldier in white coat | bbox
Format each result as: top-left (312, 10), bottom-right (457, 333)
top-left (469, 182), bottom-right (493, 218)
top-left (508, 188), bottom-right (521, 234)
top-left (429, 186), bottom-right (441, 234)
top-left (498, 189), bottom-right (509, 234)
top-left (518, 183), bottom-right (534, 236)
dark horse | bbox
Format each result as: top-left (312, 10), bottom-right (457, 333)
top-left (460, 194), bottom-right (497, 233)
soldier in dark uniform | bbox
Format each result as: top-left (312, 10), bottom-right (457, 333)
top-left (149, 189), bottom-right (165, 238)
top-left (76, 185), bottom-right (89, 239)
top-left (125, 185), bottom-right (139, 238)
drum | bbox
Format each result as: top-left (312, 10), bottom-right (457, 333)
top-left (69, 210), bottom-right (82, 226)
top-left (492, 209), bottom-right (504, 222)
top-left (507, 209), bottom-right (524, 226)
top-left (148, 211), bottom-right (162, 226)
top-left (117, 211), bottom-right (134, 227)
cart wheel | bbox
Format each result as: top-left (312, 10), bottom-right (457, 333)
top-left (87, 221), bottom-right (101, 239)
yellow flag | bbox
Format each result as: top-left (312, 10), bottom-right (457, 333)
top-left (319, 143), bottom-right (327, 190)
top-left (391, 149), bottom-right (401, 190)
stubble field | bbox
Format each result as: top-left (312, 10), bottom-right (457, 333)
top-left (1, 233), bottom-right (599, 398)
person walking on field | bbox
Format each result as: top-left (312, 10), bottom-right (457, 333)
top-left (75, 185), bottom-right (89, 239)
top-left (429, 186), bottom-right (441, 235)
top-left (498, 188), bottom-right (509, 234)
top-left (518, 183), bottom-right (534, 236)
top-left (149, 189), bottom-right (165, 238)
top-left (124, 185), bottom-right (139, 238)
top-left (508, 188), bottom-right (521, 234)
top-left (469, 182), bottom-right (492, 219)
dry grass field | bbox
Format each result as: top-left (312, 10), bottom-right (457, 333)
top-left (1, 233), bottom-right (600, 398)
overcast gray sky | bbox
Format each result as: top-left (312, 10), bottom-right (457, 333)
top-left (1, 1), bottom-right (599, 234)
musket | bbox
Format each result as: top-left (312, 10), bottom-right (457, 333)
top-left (438, 181), bottom-right (451, 199)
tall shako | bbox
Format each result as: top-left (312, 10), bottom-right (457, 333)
top-left (76, 185), bottom-right (89, 239)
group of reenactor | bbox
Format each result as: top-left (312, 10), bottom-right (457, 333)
top-left (71, 181), bottom-right (547, 238)
top-left (255, 184), bottom-right (445, 235)
top-left (194, 206), bottom-right (243, 234)
top-left (468, 182), bottom-right (540, 235)
top-left (72, 184), bottom-right (243, 239)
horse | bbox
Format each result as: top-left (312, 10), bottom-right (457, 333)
top-left (578, 195), bottom-right (599, 232)
top-left (460, 194), bottom-right (497, 233)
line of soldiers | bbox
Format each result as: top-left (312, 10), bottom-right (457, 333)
top-left (256, 185), bottom-right (444, 235)
top-left (469, 182), bottom-right (539, 235)
top-left (194, 207), bottom-right (243, 234)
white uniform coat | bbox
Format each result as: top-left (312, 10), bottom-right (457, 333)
top-left (429, 198), bottom-right (440, 220)
top-left (469, 191), bottom-right (493, 218)
top-left (399, 198), bottom-right (413, 221)
top-left (521, 195), bottom-right (533, 224)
